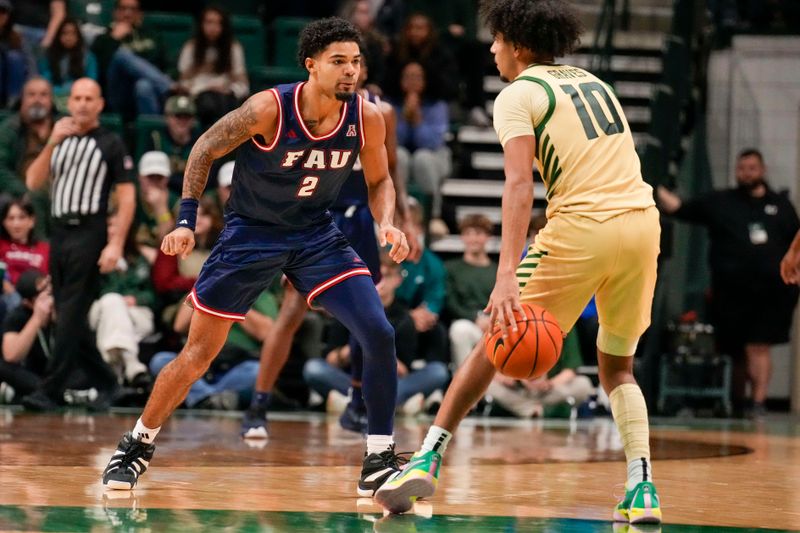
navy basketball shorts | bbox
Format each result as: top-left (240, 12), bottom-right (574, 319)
top-left (331, 204), bottom-right (381, 284)
top-left (190, 212), bottom-right (372, 321)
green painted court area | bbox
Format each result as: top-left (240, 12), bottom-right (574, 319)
top-left (0, 505), bottom-right (794, 533)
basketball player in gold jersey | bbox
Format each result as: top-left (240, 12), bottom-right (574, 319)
top-left (375, 0), bottom-right (662, 524)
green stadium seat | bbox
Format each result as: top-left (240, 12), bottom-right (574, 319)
top-left (99, 112), bottom-right (125, 139)
top-left (211, 0), bottom-right (263, 17)
top-left (142, 12), bottom-right (195, 70)
top-left (133, 114), bottom-right (167, 160)
top-left (271, 17), bottom-right (311, 68)
top-left (249, 66), bottom-right (306, 92)
top-left (232, 15), bottom-right (266, 70)
top-left (68, 0), bottom-right (114, 27)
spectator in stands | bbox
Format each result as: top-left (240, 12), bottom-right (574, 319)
top-left (0, 1), bottom-right (30, 107)
top-left (178, 6), bottom-right (248, 127)
top-left (151, 195), bottom-right (222, 323)
top-left (38, 17), bottom-right (99, 112)
top-left (215, 160), bottom-right (234, 210)
top-left (344, 0), bottom-right (389, 94)
top-left (135, 151), bottom-right (176, 256)
top-left (0, 78), bottom-right (54, 203)
top-left (392, 62), bottom-right (450, 232)
top-left (304, 254), bottom-right (449, 416)
top-left (139, 94), bottom-right (198, 195)
top-left (658, 148), bottom-right (800, 417)
top-left (445, 214), bottom-right (496, 367)
top-left (0, 78), bottom-right (54, 237)
top-left (0, 198), bottom-right (49, 311)
top-left (149, 286), bottom-right (277, 410)
top-left (394, 199), bottom-right (449, 367)
top-left (88, 211), bottom-right (154, 387)
top-left (487, 331), bottom-right (593, 418)
top-left (0, 270), bottom-right (57, 401)
top-left (91, 0), bottom-right (171, 118)
top-left (384, 13), bottom-right (458, 102)
top-left (9, 0), bottom-right (64, 52)
top-left (23, 78), bottom-right (136, 411)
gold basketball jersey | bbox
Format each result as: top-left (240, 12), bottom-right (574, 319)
top-left (493, 64), bottom-right (654, 221)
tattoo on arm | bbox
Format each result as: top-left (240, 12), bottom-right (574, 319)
top-left (182, 98), bottom-right (259, 199)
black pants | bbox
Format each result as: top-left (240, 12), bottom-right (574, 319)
top-left (43, 216), bottom-right (117, 398)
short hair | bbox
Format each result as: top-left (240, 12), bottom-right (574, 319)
top-left (479, 0), bottom-right (582, 58)
top-left (737, 148), bottom-right (764, 163)
top-left (297, 17), bottom-right (363, 68)
top-left (459, 214), bottom-right (493, 234)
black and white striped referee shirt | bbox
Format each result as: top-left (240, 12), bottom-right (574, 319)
top-left (49, 127), bottom-right (133, 220)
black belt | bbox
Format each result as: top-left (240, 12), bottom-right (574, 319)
top-left (52, 213), bottom-right (106, 227)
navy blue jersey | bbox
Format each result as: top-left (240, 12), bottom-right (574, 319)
top-left (227, 82), bottom-right (365, 227)
top-left (332, 91), bottom-right (381, 209)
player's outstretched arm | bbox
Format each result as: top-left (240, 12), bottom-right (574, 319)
top-left (380, 101), bottom-right (421, 262)
top-left (162, 92), bottom-right (278, 259)
top-left (781, 229), bottom-right (800, 284)
top-left (485, 135), bottom-right (535, 338)
top-left (361, 99), bottom-right (409, 263)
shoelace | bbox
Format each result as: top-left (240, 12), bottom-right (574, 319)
top-left (378, 447), bottom-right (412, 470)
top-left (114, 438), bottom-right (151, 471)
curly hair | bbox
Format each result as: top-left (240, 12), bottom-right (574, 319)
top-left (479, 0), bottom-right (582, 59)
top-left (297, 17), bottom-right (363, 68)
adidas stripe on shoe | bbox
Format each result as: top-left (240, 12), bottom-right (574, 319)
top-left (102, 432), bottom-right (155, 490)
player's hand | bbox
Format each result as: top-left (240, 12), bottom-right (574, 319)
top-left (379, 223), bottom-right (409, 263)
top-left (781, 249), bottom-right (800, 285)
top-left (402, 220), bottom-right (422, 263)
top-left (484, 273), bottom-right (523, 339)
top-left (97, 242), bottom-right (123, 273)
top-left (161, 227), bottom-right (196, 259)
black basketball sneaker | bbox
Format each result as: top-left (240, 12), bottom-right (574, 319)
top-left (357, 444), bottom-right (409, 497)
top-left (102, 432), bottom-right (156, 490)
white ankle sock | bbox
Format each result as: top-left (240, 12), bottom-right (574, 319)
top-left (626, 457), bottom-right (652, 489)
top-left (420, 425), bottom-right (452, 455)
top-left (132, 418), bottom-right (160, 444)
top-left (366, 434), bottom-right (394, 455)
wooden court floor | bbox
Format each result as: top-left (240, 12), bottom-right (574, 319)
top-left (1, 407), bottom-right (799, 532)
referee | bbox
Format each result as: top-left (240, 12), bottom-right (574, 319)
top-left (23, 78), bottom-right (137, 410)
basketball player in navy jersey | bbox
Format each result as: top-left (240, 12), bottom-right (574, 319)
top-left (102, 18), bottom-right (410, 495)
top-left (239, 56), bottom-right (419, 441)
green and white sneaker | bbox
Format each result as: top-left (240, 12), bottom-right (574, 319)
top-left (374, 450), bottom-right (441, 514)
top-left (613, 481), bottom-right (662, 524)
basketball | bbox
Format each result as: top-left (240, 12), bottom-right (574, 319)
top-left (484, 303), bottom-right (563, 379)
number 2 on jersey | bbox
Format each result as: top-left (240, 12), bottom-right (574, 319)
top-left (561, 82), bottom-right (624, 140)
top-left (297, 176), bottom-right (319, 197)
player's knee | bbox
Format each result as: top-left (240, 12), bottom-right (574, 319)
top-left (178, 342), bottom-right (219, 379)
top-left (360, 318), bottom-right (394, 355)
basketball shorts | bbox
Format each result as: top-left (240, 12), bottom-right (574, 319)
top-left (516, 206), bottom-right (660, 356)
top-left (191, 212), bottom-right (372, 321)
top-left (331, 203), bottom-right (381, 284)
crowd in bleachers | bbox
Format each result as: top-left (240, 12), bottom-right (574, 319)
top-left (0, 0), bottom-right (597, 419)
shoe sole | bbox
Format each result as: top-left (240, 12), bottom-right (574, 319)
top-left (104, 479), bottom-right (134, 490)
top-left (356, 486), bottom-right (375, 497)
top-left (629, 507), bottom-right (662, 524)
top-left (241, 427), bottom-right (268, 439)
top-left (375, 476), bottom-right (435, 514)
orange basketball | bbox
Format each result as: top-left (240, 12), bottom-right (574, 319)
top-left (484, 303), bottom-right (563, 379)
